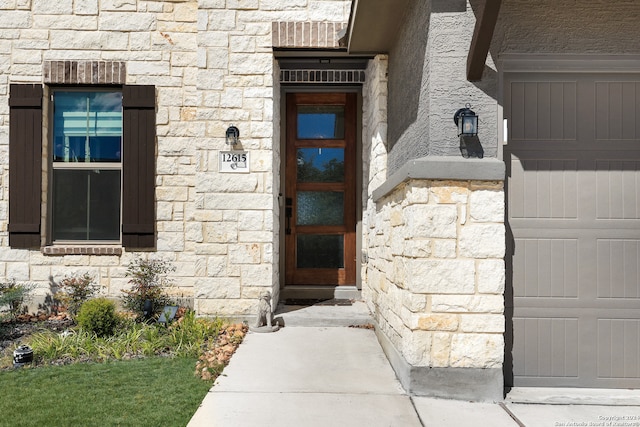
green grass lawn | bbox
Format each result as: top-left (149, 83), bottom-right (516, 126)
top-left (0, 357), bottom-right (212, 427)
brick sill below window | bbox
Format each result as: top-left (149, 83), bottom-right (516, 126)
top-left (42, 246), bottom-right (123, 256)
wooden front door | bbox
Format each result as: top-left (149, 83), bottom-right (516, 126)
top-left (285, 92), bottom-right (357, 286)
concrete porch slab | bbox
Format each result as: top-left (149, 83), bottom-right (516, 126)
top-left (274, 299), bottom-right (373, 327)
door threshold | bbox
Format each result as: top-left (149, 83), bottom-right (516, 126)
top-left (280, 285), bottom-right (361, 301)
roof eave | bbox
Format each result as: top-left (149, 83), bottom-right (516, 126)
top-left (345, 0), bottom-right (412, 54)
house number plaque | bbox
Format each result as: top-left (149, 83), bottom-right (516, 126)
top-left (219, 151), bottom-right (250, 173)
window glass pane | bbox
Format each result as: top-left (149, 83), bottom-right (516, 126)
top-left (53, 91), bottom-right (122, 162)
top-left (297, 148), bottom-right (344, 182)
top-left (52, 169), bottom-right (121, 241)
top-left (297, 191), bottom-right (343, 226)
top-left (297, 235), bottom-right (344, 268)
top-left (297, 105), bottom-right (344, 139)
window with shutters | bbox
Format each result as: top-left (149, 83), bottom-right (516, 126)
top-left (51, 90), bottom-right (122, 242)
top-left (9, 83), bottom-right (156, 250)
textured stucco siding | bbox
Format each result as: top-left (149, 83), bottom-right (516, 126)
top-left (386, 1), bottom-right (499, 174)
top-left (493, 0), bottom-right (640, 55)
top-left (386, 0), bottom-right (430, 172)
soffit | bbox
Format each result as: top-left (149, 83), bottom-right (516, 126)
top-left (346, 0), bottom-right (411, 54)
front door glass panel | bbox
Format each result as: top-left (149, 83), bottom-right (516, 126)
top-left (296, 148), bottom-right (345, 182)
top-left (296, 191), bottom-right (344, 226)
top-left (297, 105), bottom-right (345, 139)
top-left (296, 235), bottom-right (344, 268)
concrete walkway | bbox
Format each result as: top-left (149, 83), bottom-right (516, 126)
top-left (188, 302), bottom-right (640, 427)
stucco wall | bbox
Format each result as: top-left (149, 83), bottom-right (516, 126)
top-left (386, 0), bottom-right (430, 168)
top-left (492, 0), bottom-right (640, 55)
top-left (386, 0), bottom-right (499, 174)
top-left (0, 0), bottom-right (351, 317)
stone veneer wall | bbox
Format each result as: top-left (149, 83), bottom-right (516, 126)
top-left (364, 177), bottom-right (505, 400)
top-left (361, 54), bottom-right (388, 288)
top-left (0, 0), bottom-right (350, 317)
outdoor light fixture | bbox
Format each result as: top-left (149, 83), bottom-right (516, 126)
top-left (453, 104), bottom-right (478, 137)
top-left (226, 125), bottom-right (240, 145)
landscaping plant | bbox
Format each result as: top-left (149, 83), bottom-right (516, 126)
top-left (54, 273), bottom-right (98, 316)
top-left (0, 279), bottom-right (33, 320)
top-left (167, 310), bottom-right (225, 357)
top-left (121, 257), bottom-right (175, 320)
top-left (6, 309), bottom-right (237, 369)
top-left (76, 298), bottom-right (120, 338)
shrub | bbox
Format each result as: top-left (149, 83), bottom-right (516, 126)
top-left (0, 280), bottom-right (33, 320)
top-left (76, 298), bottom-right (119, 337)
top-left (55, 273), bottom-right (98, 316)
top-left (121, 257), bottom-right (175, 320)
top-left (167, 310), bottom-right (224, 357)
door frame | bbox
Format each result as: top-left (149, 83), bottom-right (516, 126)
top-left (279, 86), bottom-right (363, 298)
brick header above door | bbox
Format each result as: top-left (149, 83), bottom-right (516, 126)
top-left (272, 21), bottom-right (346, 49)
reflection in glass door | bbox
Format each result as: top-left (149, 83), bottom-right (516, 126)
top-left (285, 93), bottom-right (356, 286)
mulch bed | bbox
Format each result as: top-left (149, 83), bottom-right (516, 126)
top-left (1, 313), bottom-right (73, 354)
top-left (1, 312), bottom-right (248, 382)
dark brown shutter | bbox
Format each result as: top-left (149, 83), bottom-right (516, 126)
top-left (9, 84), bottom-right (42, 248)
top-left (122, 85), bottom-right (156, 248)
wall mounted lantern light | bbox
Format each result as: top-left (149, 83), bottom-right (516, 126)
top-left (453, 104), bottom-right (478, 137)
top-left (226, 125), bottom-right (240, 145)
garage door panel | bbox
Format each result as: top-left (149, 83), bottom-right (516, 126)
top-left (509, 81), bottom-right (577, 141)
top-left (513, 238), bottom-right (578, 298)
top-left (598, 319), bottom-right (640, 379)
top-left (513, 317), bottom-right (579, 378)
top-left (596, 159), bottom-right (640, 219)
top-left (509, 157), bottom-right (578, 219)
top-left (597, 239), bottom-right (640, 299)
top-left (595, 81), bottom-right (640, 141)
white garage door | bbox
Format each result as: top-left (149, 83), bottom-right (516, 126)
top-left (505, 71), bottom-right (640, 387)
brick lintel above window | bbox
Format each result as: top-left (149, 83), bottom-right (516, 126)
top-left (44, 60), bottom-right (126, 85)
top-left (42, 245), bottom-right (123, 256)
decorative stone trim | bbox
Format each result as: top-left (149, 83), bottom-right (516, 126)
top-left (43, 61), bottom-right (126, 85)
top-left (372, 156), bottom-right (506, 202)
top-left (280, 69), bottom-right (365, 84)
top-left (42, 246), bottom-right (123, 256)
top-left (272, 21), bottom-right (347, 49)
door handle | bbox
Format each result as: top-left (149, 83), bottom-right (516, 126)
top-left (285, 197), bottom-right (292, 235)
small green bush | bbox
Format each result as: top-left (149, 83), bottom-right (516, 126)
top-left (76, 298), bottom-right (119, 337)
